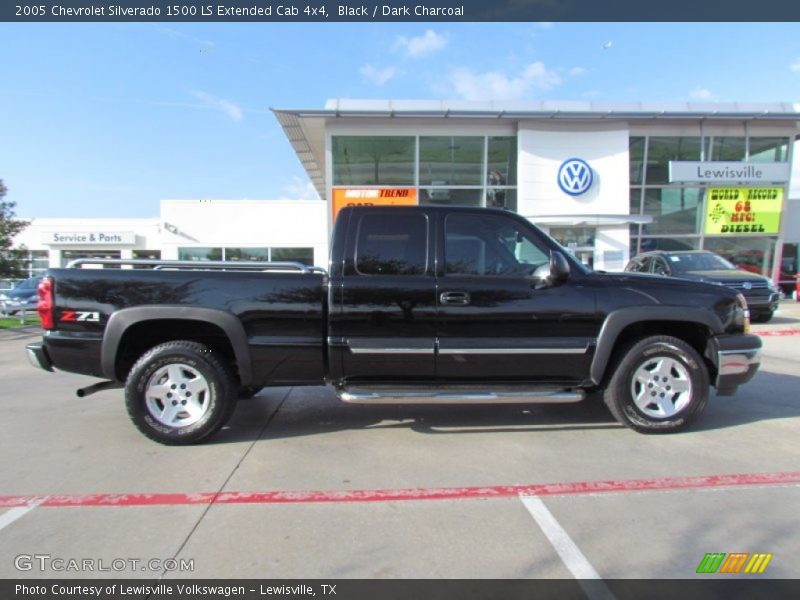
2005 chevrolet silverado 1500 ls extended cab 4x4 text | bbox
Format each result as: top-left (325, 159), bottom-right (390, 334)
top-left (27, 206), bottom-right (761, 444)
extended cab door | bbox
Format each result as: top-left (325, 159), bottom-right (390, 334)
top-left (435, 211), bottom-right (598, 383)
top-left (330, 209), bottom-right (436, 381)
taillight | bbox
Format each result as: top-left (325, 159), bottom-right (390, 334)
top-left (37, 277), bottom-right (54, 330)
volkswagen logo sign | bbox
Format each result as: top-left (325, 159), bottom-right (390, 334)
top-left (557, 158), bottom-right (593, 196)
top-left (742, 281), bottom-right (753, 290)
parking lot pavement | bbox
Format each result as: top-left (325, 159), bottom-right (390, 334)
top-left (0, 303), bottom-right (799, 580)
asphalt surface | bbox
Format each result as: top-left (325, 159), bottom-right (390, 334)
top-left (0, 303), bottom-right (799, 581)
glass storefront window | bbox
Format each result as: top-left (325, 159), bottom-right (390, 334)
top-left (711, 137), bottom-right (746, 162)
top-left (703, 236), bottom-right (777, 277)
top-left (419, 136), bottom-right (484, 186)
top-left (271, 247), bottom-right (314, 265)
top-left (487, 136), bottom-right (517, 186)
top-left (642, 187), bottom-right (703, 235)
top-left (646, 137), bottom-right (706, 184)
top-left (630, 187), bottom-right (642, 214)
top-left (61, 250), bottom-right (122, 268)
top-left (486, 188), bottom-right (517, 211)
top-left (225, 248), bottom-right (269, 261)
top-left (178, 247), bottom-right (223, 261)
top-left (629, 137), bottom-right (645, 184)
top-left (132, 250), bottom-right (161, 269)
top-left (331, 135), bottom-right (517, 213)
top-left (548, 227), bottom-right (596, 248)
top-left (780, 243), bottom-right (798, 293)
top-left (332, 136), bottom-right (415, 186)
top-left (419, 188), bottom-right (483, 207)
top-left (748, 137), bottom-right (789, 162)
top-left (640, 237), bottom-right (700, 252)
top-left (26, 250), bottom-right (49, 276)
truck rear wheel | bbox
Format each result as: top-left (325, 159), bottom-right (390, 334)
top-left (125, 341), bottom-right (237, 445)
top-left (603, 335), bottom-right (709, 433)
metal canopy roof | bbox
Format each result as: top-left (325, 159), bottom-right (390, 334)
top-left (272, 100), bottom-right (800, 200)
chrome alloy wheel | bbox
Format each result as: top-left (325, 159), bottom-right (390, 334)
top-left (630, 355), bottom-right (693, 419)
top-left (145, 363), bottom-right (211, 428)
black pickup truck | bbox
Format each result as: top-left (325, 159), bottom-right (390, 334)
top-left (27, 206), bottom-right (761, 444)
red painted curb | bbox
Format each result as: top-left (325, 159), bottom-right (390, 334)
top-left (755, 329), bottom-right (800, 337)
top-left (2, 471), bottom-right (799, 508)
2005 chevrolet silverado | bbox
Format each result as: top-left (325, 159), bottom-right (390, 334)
top-left (27, 206), bottom-right (761, 444)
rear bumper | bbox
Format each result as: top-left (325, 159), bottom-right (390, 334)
top-left (708, 334), bottom-right (762, 394)
top-left (26, 342), bottom-right (54, 372)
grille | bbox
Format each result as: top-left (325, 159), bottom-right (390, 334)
top-left (727, 281), bottom-right (769, 290)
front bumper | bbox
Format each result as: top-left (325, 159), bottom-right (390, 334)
top-left (708, 334), bottom-right (762, 395)
top-left (744, 292), bottom-right (781, 312)
top-left (26, 341), bottom-right (54, 372)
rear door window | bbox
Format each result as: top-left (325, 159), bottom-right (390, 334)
top-left (355, 213), bottom-right (428, 276)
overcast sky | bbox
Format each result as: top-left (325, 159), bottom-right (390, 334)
top-left (1, 22), bottom-right (799, 217)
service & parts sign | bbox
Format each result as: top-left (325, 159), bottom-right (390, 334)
top-left (704, 187), bottom-right (783, 235)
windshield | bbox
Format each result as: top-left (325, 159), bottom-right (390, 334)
top-left (667, 253), bottom-right (735, 273)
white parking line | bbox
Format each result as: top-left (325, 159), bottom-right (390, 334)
top-left (520, 495), bottom-right (616, 600)
top-left (0, 500), bottom-right (43, 532)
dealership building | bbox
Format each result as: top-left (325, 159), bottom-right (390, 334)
top-left (11, 100), bottom-right (800, 287)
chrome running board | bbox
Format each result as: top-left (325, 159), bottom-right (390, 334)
top-left (336, 386), bottom-right (585, 405)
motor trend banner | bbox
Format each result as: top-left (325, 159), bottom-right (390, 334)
top-left (331, 188), bottom-right (417, 219)
top-left (704, 188), bottom-right (783, 235)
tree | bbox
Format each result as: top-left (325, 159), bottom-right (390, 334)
top-left (0, 180), bottom-right (31, 278)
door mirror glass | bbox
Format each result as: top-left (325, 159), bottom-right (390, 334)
top-left (532, 251), bottom-right (571, 288)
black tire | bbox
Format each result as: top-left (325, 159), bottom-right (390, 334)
top-left (751, 310), bottom-right (774, 323)
top-left (238, 386), bottom-right (264, 400)
top-left (125, 341), bottom-right (237, 445)
top-left (603, 335), bottom-right (709, 433)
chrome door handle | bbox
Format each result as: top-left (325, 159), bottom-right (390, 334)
top-left (440, 291), bottom-right (471, 305)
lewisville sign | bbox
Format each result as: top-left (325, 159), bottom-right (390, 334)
top-left (669, 161), bottom-right (790, 183)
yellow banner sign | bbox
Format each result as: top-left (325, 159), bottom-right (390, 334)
top-left (332, 188), bottom-right (417, 219)
top-left (705, 188), bottom-right (783, 235)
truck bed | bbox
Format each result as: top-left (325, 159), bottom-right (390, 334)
top-left (44, 266), bottom-right (327, 386)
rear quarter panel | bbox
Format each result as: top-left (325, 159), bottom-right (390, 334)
top-left (46, 268), bottom-right (326, 385)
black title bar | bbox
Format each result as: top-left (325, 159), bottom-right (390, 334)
top-left (5, 579), bottom-right (800, 600)
top-left (3, 0), bottom-right (800, 22)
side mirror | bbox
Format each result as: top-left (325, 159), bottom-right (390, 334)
top-left (550, 250), bottom-right (571, 284)
top-left (531, 251), bottom-right (571, 288)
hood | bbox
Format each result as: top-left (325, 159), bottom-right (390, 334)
top-left (598, 270), bottom-right (731, 294)
top-left (675, 269), bottom-right (769, 284)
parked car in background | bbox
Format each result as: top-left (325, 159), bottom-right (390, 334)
top-left (625, 251), bottom-right (780, 322)
top-left (0, 276), bottom-right (43, 315)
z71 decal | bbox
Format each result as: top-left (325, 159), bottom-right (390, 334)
top-left (60, 311), bottom-right (101, 323)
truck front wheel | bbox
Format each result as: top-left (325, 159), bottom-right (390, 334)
top-left (603, 335), bottom-right (709, 433)
top-left (125, 341), bottom-right (237, 445)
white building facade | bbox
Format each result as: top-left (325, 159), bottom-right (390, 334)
top-left (275, 99), bottom-right (800, 281)
top-left (10, 100), bottom-right (800, 291)
top-left (12, 200), bottom-right (328, 277)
